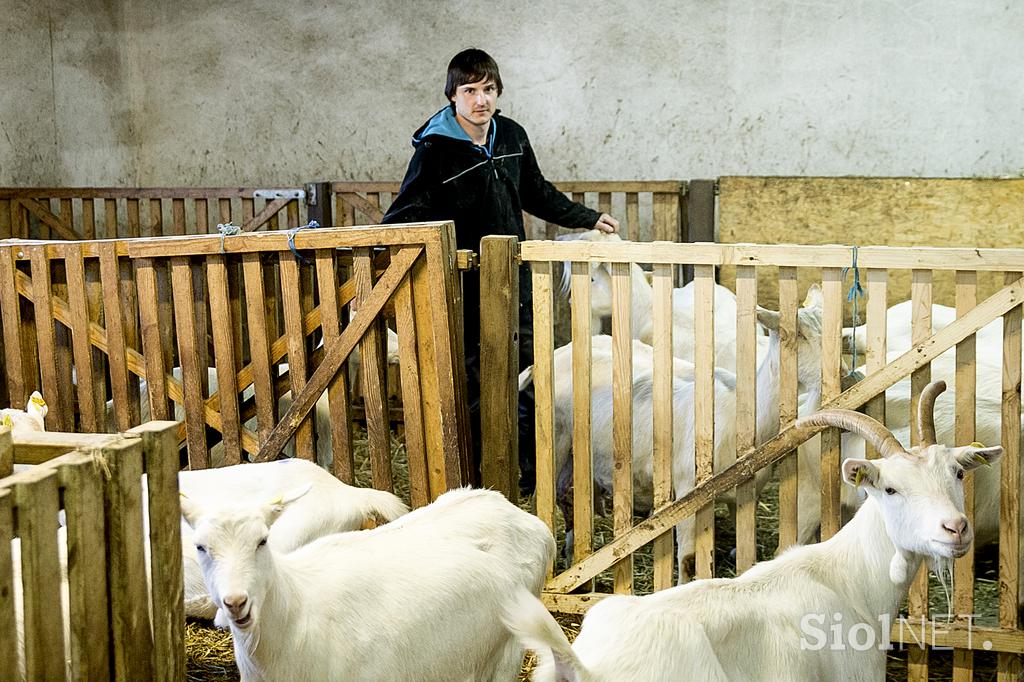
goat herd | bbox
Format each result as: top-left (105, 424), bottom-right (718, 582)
top-left (2, 231), bottom-right (1016, 680)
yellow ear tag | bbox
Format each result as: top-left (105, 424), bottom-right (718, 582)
top-left (970, 441), bottom-right (985, 448)
top-left (268, 493), bottom-right (284, 505)
top-left (2, 414), bottom-right (12, 428)
top-left (179, 491), bottom-right (189, 499)
top-left (974, 453), bottom-right (991, 467)
top-left (854, 467), bottom-right (864, 486)
top-left (31, 396), bottom-right (46, 407)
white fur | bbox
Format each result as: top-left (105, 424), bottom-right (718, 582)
top-left (169, 458), bottom-right (409, 621)
top-left (182, 487), bottom-right (554, 681)
top-left (1, 391), bottom-right (48, 435)
top-left (506, 431), bottom-right (1001, 681)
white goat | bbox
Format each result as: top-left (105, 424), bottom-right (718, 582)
top-left (182, 487), bottom-right (554, 681)
top-left (170, 458), bottom-right (409, 621)
top-left (504, 383), bottom-right (1002, 681)
top-left (2, 391), bottom-right (48, 435)
top-left (558, 230), bottom-right (770, 372)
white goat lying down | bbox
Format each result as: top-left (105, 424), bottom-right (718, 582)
top-left (172, 458), bottom-right (409, 621)
top-left (504, 382), bottom-right (1002, 681)
top-left (182, 487), bottom-right (554, 681)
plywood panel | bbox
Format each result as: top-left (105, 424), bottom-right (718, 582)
top-left (718, 177), bottom-right (1024, 310)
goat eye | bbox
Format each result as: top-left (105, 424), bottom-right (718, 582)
top-left (884, 487), bottom-right (897, 495)
top-left (196, 545), bottom-right (207, 554)
top-left (956, 469), bottom-right (965, 480)
top-left (257, 538), bottom-right (268, 549)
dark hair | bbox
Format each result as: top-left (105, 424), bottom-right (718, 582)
top-left (444, 48), bottom-right (503, 100)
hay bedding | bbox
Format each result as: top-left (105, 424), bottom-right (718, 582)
top-left (184, 433), bottom-right (1008, 681)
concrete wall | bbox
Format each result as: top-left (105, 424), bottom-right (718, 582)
top-left (3, 0), bottom-right (1022, 186)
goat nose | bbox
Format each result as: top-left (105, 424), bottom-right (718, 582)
top-left (942, 516), bottom-right (969, 540)
top-left (222, 593), bottom-right (249, 614)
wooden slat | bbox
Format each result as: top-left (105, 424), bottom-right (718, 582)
top-left (625, 193), bottom-right (639, 242)
top-left (570, 261), bottom-right (594, 567)
top-left (170, 255), bottom-right (209, 469)
top-left (533, 260), bottom-right (557, 543)
top-left (734, 265), bottom-right (757, 573)
top-left (864, 269), bottom-right (889, 458)
top-left (243, 253), bottom-right (276, 445)
top-left (354, 248), bottom-right (393, 489)
top-left (693, 264), bottom-right (716, 578)
top-left (11, 467), bottom-right (65, 680)
top-left (651, 262), bottom-right (675, 589)
top-left (135, 258), bottom-right (171, 421)
top-left (653, 190), bottom-right (681, 242)
top-left (421, 233), bottom-right (466, 494)
top-left (315, 249), bottom-right (356, 483)
top-left (119, 244), bottom-right (143, 426)
top-left (953, 269), bottom-right (977, 682)
top-left (279, 253), bottom-right (315, 461)
top-left (148, 198), bottom-right (162, 237)
top-left (0, 246), bottom-right (26, 405)
top-left (611, 262), bottom-right (634, 593)
top-left (775, 266), bottom-right (799, 552)
top-left (908, 268), bottom-right (933, 681)
top-left (0, 488), bottom-right (16, 673)
top-left (819, 268), bottom-right (844, 540)
top-left (479, 236), bottom-right (519, 500)
top-left (101, 438), bottom-right (154, 679)
top-left (998, 270), bottom-right (1022, 682)
top-left (63, 243), bottom-right (99, 432)
top-left (129, 422), bottom-right (185, 681)
top-left (208, 255), bottom-right (242, 465)
top-left (29, 246), bottom-right (63, 431)
top-left (59, 454), bottom-right (110, 681)
top-left (520, 240), bottom-right (1024, 272)
top-left (394, 276), bottom-right (429, 507)
top-left (409, 255), bottom-right (445, 499)
top-left (103, 198), bottom-right (117, 239)
top-left (171, 198), bottom-right (185, 236)
top-left (100, 242), bottom-right (132, 431)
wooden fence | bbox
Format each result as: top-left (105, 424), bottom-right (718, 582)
top-left (0, 421), bottom-right (183, 681)
top-left (0, 223), bottom-right (469, 506)
top-left (330, 180), bottom-right (695, 243)
top-left (492, 239), bottom-right (1024, 678)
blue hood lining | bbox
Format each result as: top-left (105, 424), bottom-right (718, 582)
top-left (413, 106), bottom-right (496, 157)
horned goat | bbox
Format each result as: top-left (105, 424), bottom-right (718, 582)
top-left (504, 381), bottom-right (1001, 681)
top-left (182, 487), bottom-right (554, 681)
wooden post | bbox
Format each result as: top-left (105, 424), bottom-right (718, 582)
top-left (305, 182), bottom-right (334, 228)
top-left (479, 236), bottom-right (519, 500)
top-left (682, 179), bottom-right (716, 284)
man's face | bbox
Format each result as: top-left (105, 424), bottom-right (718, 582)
top-left (450, 78), bottom-right (498, 129)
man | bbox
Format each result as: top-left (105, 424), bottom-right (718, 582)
top-left (384, 48), bottom-right (618, 495)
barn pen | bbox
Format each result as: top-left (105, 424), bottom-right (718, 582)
top-left (479, 235), bottom-right (1024, 679)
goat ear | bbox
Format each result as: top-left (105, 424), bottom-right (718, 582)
top-left (264, 483), bottom-right (313, 522)
top-left (179, 492), bottom-right (203, 529)
top-left (756, 306), bottom-right (780, 330)
top-left (842, 458), bottom-right (880, 489)
top-left (954, 444), bottom-right (1003, 471)
top-left (802, 283), bottom-right (823, 309)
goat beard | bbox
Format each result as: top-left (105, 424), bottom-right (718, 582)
top-left (927, 556), bottom-right (955, 623)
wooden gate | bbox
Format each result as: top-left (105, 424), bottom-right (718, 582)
top-left (0, 223), bottom-right (468, 505)
top-left (517, 239), bottom-right (1024, 676)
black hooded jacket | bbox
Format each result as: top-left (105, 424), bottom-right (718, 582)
top-left (383, 107), bottom-right (600, 250)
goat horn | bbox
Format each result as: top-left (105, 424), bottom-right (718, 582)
top-left (794, 409), bottom-right (907, 459)
top-left (916, 380), bottom-right (946, 447)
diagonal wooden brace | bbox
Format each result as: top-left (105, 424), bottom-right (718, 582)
top-left (254, 245), bottom-right (423, 462)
